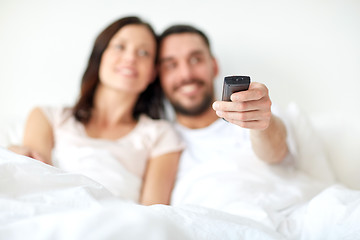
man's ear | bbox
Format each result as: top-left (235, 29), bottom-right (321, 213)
top-left (212, 57), bottom-right (219, 77)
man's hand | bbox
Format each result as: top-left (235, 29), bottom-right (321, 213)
top-left (212, 82), bottom-right (272, 130)
top-left (213, 82), bottom-right (288, 164)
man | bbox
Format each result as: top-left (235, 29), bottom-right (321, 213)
top-left (157, 26), bottom-right (289, 164)
top-left (157, 24), bottom-right (327, 228)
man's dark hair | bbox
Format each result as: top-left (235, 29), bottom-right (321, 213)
top-left (157, 24), bottom-right (216, 116)
top-left (158, 24), bottom-right (213, 55)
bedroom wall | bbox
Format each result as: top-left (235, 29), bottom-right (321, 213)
top-left (1, 0), bottom-right (359, 122)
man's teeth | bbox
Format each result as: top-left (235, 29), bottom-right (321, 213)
top-left (180, 84), bottom-right (198, 93)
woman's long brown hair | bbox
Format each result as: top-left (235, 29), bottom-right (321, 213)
top-left (72, 16), bottom-right (164, 124)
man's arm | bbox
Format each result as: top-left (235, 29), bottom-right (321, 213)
top-left (212, 82), bottom-right (288, 164)
top-left (249, 114), bottom-right (288, 164)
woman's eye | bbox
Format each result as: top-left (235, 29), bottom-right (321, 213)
top-left (114, 44), bottom-right (125, 50)
top-left (138, 49), bottom-right (150, 57)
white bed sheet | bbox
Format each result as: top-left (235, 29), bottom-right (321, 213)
top-left (1, 147), bottom-right (360, 240)
top-left (0, 148), bottom-right (285, 240)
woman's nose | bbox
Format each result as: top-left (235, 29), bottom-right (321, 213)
top-left (122, 49), bottom-right (137, 63)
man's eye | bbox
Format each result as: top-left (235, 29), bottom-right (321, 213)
top-left (189, 56), bottom-right (200, 65)
top-left (162, 62), bottom-right (176, 71)
top-left (138, 49), bottom-right (150, 57)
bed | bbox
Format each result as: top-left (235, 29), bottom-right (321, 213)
top-left (1, 103), bottom-right (360, 240)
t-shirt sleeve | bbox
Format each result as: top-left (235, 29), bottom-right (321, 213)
top-left (271, 103), bottom-right (296, 166)
top-left (39, 106), bottom-right (57, 127)
top-left (39, 106), bottom-right (72, 128)
top-left (150, 121), bottom-right (185, 158)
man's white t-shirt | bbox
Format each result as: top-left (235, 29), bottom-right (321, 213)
top-left (171, 117), bottom-right (327, 227)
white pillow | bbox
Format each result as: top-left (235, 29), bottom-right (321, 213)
top-left (309, 113), bottom-right (360, 190)
top-left (0, 116), bottom-right (25, 148)
top-left (282, 102), bottom-right (336, 184)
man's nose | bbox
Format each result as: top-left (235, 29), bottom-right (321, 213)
top-left (177, 62), bottom-right (192, 81)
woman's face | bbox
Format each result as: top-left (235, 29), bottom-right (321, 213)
top-left (99, 24), bottom-right (157, 94)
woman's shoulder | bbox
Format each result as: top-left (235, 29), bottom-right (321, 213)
top-left (135, 114), bottom-right (179, 140)
top-left (138, 114), bottom-right (174, 129)
top-left (137, 115), bottom-right (184, 157)
top-left (37, 105), bottom-right (73, 127)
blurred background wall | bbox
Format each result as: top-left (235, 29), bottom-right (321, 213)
top-left (1, 0), bottom-right (359, 121)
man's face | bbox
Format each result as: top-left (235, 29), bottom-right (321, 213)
top-left (158, 33), bottom-right (218, 116)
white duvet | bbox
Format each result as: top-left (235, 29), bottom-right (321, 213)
top-left (1, 148), bottom-right (360, 240)
top-left (0, 148), bottom-right (284, 240)
top-left (169, 147), bottom-right (360, 240)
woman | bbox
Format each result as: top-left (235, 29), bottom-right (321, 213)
top-left (8, 16), bottom-right (183, 205)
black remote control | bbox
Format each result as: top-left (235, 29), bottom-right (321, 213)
top-left (221, 76), bottom-right (251, 101)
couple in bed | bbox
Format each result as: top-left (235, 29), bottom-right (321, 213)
top-left (8, 16), bottom-right (360, 237)
top-left (9, 16), bottom-right (285, 204)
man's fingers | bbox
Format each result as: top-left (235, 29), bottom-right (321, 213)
top-left (230, 82), bottom-right (268, 102)
top-left (213, 101), bottom-right (247, 112)
top-left (213, 97), bottom-right (271, 112)
top-left (216, 109), bottom-right (271, 122)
